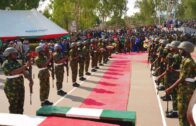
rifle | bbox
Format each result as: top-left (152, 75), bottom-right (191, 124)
top-left (27, 53), bottom-right (33, 105)
top-left (63, 52), bottom-right (69, 83)
top-left (48, 51), bottom-right (55, 88)
top-left (65, 58), bottom-right (69, 83)
top-left (51, 56), bottom-right (55, 88)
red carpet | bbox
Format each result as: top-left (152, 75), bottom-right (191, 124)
top-left (39, 117), bottom-right (119, 126)
top-left (80, 54), bottom-right (131, 110)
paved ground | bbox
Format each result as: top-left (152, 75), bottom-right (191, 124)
top-left (0, 51), bottom-right (195, 126)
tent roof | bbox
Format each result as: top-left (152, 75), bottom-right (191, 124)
top-left (0, 10), bottom-right (68, 40)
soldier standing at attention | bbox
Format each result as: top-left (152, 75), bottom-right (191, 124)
top-left (94, 38), bottom-right (99, 69)
top-left (103, 39), bottom-right (109, 64)
top-left (53, 44), bottom-right (67, 96)
top-left (2, 47), bottom-right (33, 113)
top-left (165, 41), bottom-right (196, 126)
top-left (83, 40), bottom-right (91, 75)
top-left (166, 41), bottom-right (182, 118)
top-left (98, 38), bottom-right (104, 66)
top-left (35, 46), bottom-right (53, 106)
top-left (78, 41), bottom-right (86, 81)
top-left (91, 39), bottom-right (97, 72)
top-left (69, 42), bottom-right (80, 87)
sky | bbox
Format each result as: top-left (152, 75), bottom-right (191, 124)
top-left (38, 0), bottom-right (140, 17)
top-left (126, 0), bottom-right (140, 16)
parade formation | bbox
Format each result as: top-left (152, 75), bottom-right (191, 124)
top-left (0, 26), bottom-right (195, 126)
top-left (0, 0), bottom-right (196, 126)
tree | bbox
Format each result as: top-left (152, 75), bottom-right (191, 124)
top-left (134, 0), bottom-right (156, 25)
top-left (52, 0), bottom-right (99, 30)
top-left (96, 0), bottom-right (127, 28)
top-left (177, 0), bottom-right (196, 19)
top-left (0, 0), bottom-right (43, 10)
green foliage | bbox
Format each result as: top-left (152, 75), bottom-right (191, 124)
top-left (51, 0), bottom-right (127, 30)
top-left (177, 0), bottom-right (196, 19)
top-left (52, 0), bottom-right (99, 30)
top-left (0, 0), bottom-right (42, 10)
top-left (43, 8), bottom-right (52, 19)
top-left (126, 0), bottom-right (196, 26)
top-left (128, 0), bottom-right (155, 25)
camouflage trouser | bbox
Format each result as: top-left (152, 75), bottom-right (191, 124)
top-left (79, 60), bottom-right (84, 77)
top-left (177, 83), bottom-right (195, 126)
top-left (103, 50), bottom-right (108, 63)
top-left (4, 76), bottom-right (24, 114)
top-left (170, 73), bottom-right (179, 111)
top-left (38, 69), bottom-right (50, 102)
top-left (70, 60), bottom-right (78, 82)
top-left (55, 65), bottom-right (64, 90)
top-left (99, 52), bottom-right (103, 64)
top-left (172, 88), bottom-right (178, 111)
top-left (85, 58), bottom-right (90, 73)
top-left (91, 53), bottom-right (97, 68)
top-left (95, 52), bottom-right (99, 67)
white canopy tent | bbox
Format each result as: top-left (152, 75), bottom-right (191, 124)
top-left (0, 10), bottom-right (68, 40)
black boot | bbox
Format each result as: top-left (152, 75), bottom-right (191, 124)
top-left (41, 100), bottom-right (53, 106)
top-left (166, 110), bottom-right (178, 118)
top-left (99, 64), bottom-right (103, 66)
top-left (80, 77), bottom-right (86, 81)
top-left (73, 82), bottom-right (80, 87)
top-left (91, 69), bottom-right (97, 72)
top-left (86, 72), bottom-right (91, 75)
top-left (161, 95), bottom-right (171, 101)
top-left (95, 66), bottom-right (99, 69)
top-left (57, 90), bottom-right (67, 96)
top-left (157, 85), bottom-right (165, 91)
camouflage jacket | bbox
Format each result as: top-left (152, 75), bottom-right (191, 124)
top-left (69, 48), bottom-right (78, 62)
top-left (82, 45), bottom-right (90, 59)
top-left (35, 55), bottom-right (50, 78)
top-left (2, 59), bottom-right (21, 76)
top-left (53, 52), bottom-right (64, 63)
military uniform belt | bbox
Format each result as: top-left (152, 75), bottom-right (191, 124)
top-left (6, 74), bottom-right (23, 79)
top-left (185, 78), bottom-right (195, 83)
top-left (38, 67), bottom-right (48, 71)
top-left (54, 63), bottom-right (64, 66)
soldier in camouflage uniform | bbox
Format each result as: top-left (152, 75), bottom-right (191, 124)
top-left (78, 41), bottom-right (86, 81)
top-left (94, 38), bottom-right (100, 69)
top-left (166, 41), bottom-right (182, 118)
top-left (83, 40), bottom-right (91, 75)
top-left (165, 41), bottom-right (196, 126)
top-left (2, 47), bottom-right (33, 113)
top-left (91, 39), bottom-right (97, 72)
top-left (69, 42), bottom-right (80, 87)
top-left (151, 39), bottom-right (168, 77)
top-left (155, 42), bottom-right (170, 91)
top-left (53, 44), bottom-right (67, 96)
top-left (103, 39), bottom-right (109, 64)
top-left (35, 46), bottom-right (53, 106)
top-left (98, 38), bottom-right (104, 66)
